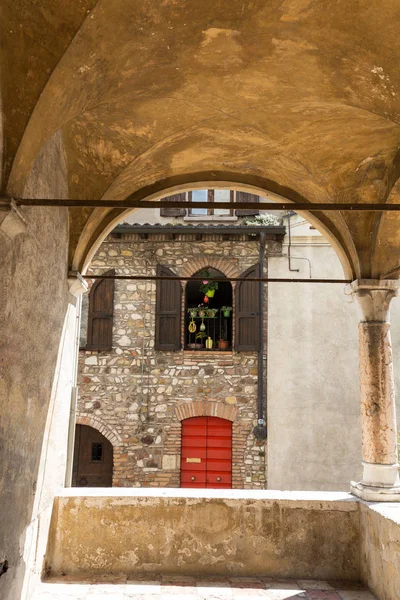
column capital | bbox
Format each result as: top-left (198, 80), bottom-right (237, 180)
top-left (68, 272), bottom-right (88, 298)
top-left (349, 279), bottom-right (400, 322)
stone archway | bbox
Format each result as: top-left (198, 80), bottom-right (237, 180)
top-left (175, 400), bottom-right (238, 423)
top-left (75, 414), bottom-right (121, 447)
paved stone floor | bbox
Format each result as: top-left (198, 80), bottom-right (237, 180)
top-left (32, 576), bottom-right (377, 599)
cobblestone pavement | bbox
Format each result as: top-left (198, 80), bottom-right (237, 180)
top-left (32, 576), bottom-right (377, 599)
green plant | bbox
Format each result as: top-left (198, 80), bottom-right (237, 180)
top-left (195, 331), bottom-right (208, 340)
top-left (221, 306), bottom-right (232, 316)
top-left (199, 271), bottom-right (219, 295)
top-left (242, 213), bottom-right (281, 226)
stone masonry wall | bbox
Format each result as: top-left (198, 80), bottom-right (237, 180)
top-left (77, 231), bottom-right (281, 488)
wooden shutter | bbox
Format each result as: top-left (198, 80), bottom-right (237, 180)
top-left (235, 264), bottom-right (261, 352)
top-left (155, 265), bottom-right (182, 351)
top-left (160, 193), bottom-right (187, 217)
top-left (87, 269), bottom-right (115, 351)
top-left (235, 191), bottom-right (260, 216)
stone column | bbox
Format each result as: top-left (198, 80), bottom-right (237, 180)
top-left (64, 272), bottom-right (88, 486)
top-left (350, 279), bottom-right (400, 501)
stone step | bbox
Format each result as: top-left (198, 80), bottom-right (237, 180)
top-left (32, 576), bottom-right (377, 600)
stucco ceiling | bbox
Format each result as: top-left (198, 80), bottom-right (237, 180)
top-left (2, 0), bottom-right (400, 276)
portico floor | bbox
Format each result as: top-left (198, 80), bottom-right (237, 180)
top-left (32, 576), bottom-right (376, 599)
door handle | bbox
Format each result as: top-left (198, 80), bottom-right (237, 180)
top-left (216, 477), bottom-right (222, 482)
top-left (191, 476), bottom-right (196, 481)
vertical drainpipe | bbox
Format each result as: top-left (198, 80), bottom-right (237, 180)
top-left (254, 231), bottom-right (267, 440)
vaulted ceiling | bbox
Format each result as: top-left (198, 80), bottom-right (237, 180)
top-left (2, 1), bottom-right (400, 276)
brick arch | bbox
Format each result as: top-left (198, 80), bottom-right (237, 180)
top-left (175, 400), bottom-right (238, 423)
top-left (76, 414), bottom-right (122, 447)
top-left (180, 257), bottom-right (239, 280)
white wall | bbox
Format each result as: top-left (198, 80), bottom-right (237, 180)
top-left (267, 216), bottom-right (400, 491)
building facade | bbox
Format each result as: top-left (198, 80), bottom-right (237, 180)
top-left (75, 193), bottom-right (284, 489)
top-left (75, 202), bottom-right (400, 492)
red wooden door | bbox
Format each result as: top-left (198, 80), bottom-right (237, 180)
top-left (180, 417), bottom-right (232, 489)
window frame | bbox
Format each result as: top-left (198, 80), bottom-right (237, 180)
top-left (187, 189), bottom-right (235, 216)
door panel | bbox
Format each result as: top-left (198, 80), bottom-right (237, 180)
top-left (72, 425), bottom-right (113, 487)
top-left (180, 416), bottom-right (232, 489)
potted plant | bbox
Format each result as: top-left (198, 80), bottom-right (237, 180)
top-left (188, 307), bottom-right (198, 318)
top-left (199, 278), bottom-right (218, 298)
top-left (195, 331), bottom-right (208, 346)
top-left (221, 306), bottom-right (232, 318)
top-left (206, 308), bottom-right (218, 318)
top-left (218, 338), bottom-right (229, 350)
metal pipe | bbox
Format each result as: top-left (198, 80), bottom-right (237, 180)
top-left (287, 212), bottom-right (300, 273)
top-left (2, 196), bottom-right (400, 211)
top-left (286, 212), bottom-right (312, 277)
top-left (79, 273), bottom-right (351, 284)
top-left (257, 232), bottom-right (267, 431)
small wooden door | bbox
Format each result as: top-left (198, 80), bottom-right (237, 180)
top-left (72, 425), bottom-right (113, 487)
top-left (180, 417), bottom-right (232, 489)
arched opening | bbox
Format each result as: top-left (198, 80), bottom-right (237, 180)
top-left (185, 267), bottom-right (233, 350)
top-left (74, 180), bottom-right (356, 280)
top-left (180, 416), bottom-right (232, 489)
top-left (72, 425), bottom-right (113, 487)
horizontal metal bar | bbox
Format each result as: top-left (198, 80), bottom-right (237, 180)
top-left (3, 197), bottom-right (400, 211)
top-left (83, 274), bottom-right (351, 284)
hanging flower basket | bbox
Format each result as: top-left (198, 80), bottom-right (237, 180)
top-left (199, 276), bottom-right (218, 297)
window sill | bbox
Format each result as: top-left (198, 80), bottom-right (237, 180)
top-left (183, 349), bottom-right (233, 355)
top-left (184, 216), bottom-right (238, 222)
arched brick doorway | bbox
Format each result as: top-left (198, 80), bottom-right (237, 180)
top-left (180, 416), bottom-right (232, 489)
top-left (72, 424), bottom-right (113, 487)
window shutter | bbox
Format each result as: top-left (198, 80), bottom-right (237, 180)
top-left (235, 191), bottom-right (260, 216)
top-left (235, 264), bottom-right (261, 352)
top-left (155, 265), bottom-right (182, 351)
top-left (87, 269), bottom-right (115, 351)
top-left (160, 193), bottom-right (187, 217)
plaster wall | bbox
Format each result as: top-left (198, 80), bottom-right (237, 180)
top-left (0, 130), bottom-right (74, 600)
top-left (267, 219), bottom-right (400, 491)
top-left (45, 489), bottom-right (360, 581)
top-left (267, 224), bottom-right (361, 491)
top-left (0, 207), bottom-right (69, 600)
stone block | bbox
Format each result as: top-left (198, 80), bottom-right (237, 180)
top-left (162, 455), bottom-right (178, 470)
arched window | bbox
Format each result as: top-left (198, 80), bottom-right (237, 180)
top-left (185, 268), bottom-right (233, 350)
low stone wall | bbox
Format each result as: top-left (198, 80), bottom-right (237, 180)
top-left (45, 490), bottom-right (360, 581)
top-left (360, 502), bottom-right (400, 600)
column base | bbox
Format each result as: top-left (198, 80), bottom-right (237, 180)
top-left (350, 480), bottom-right (400, 502)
